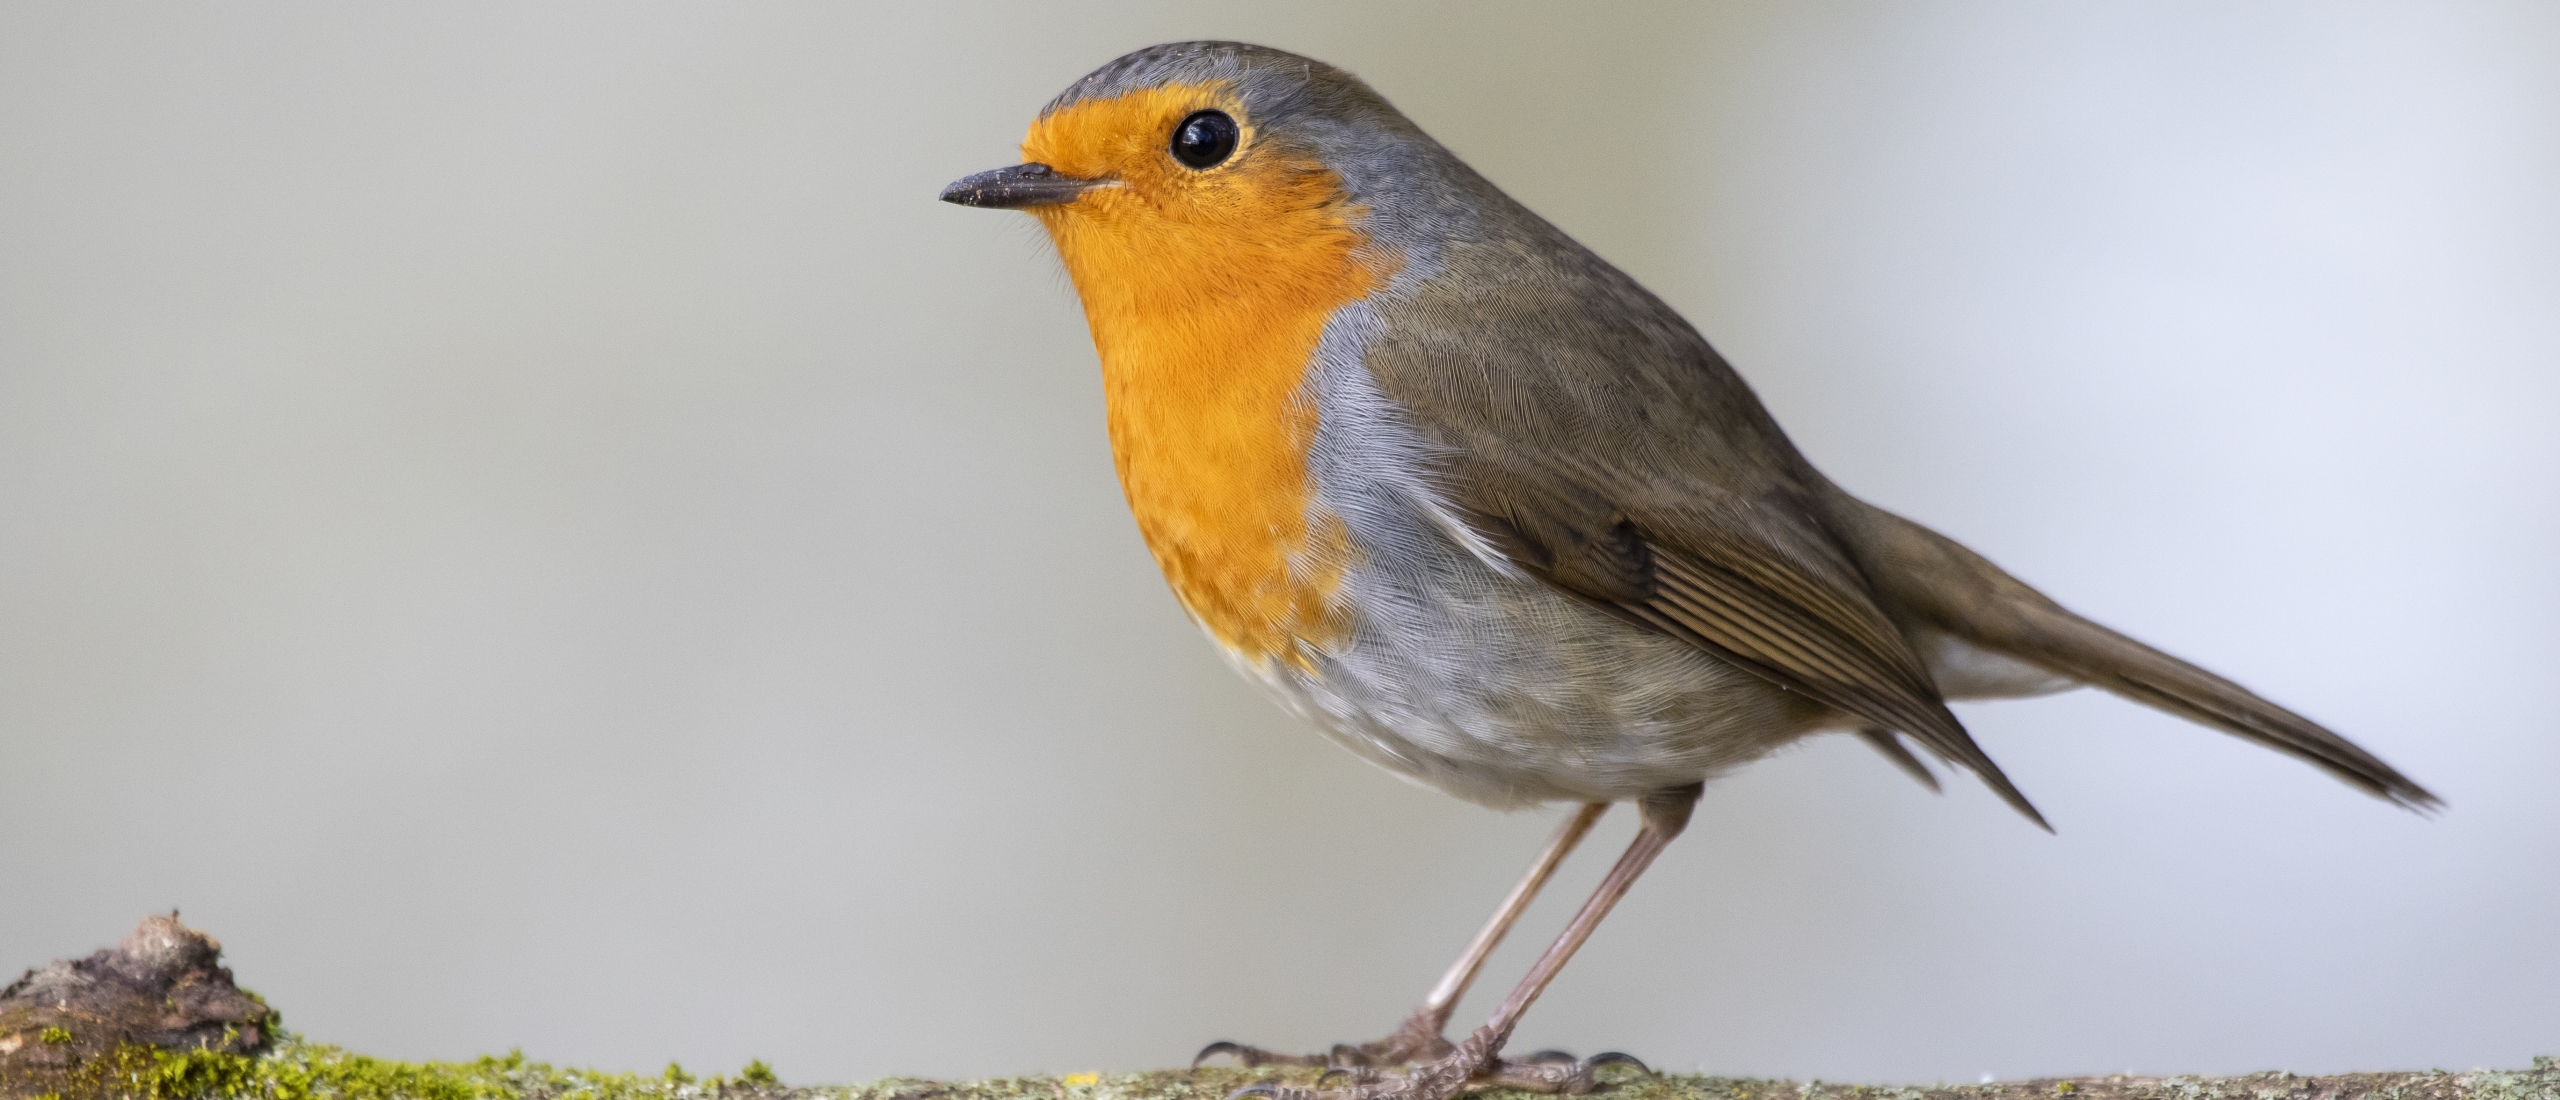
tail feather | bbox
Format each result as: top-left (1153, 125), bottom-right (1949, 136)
top-left (1838, 496), bottom-right (2440, 812)
top-left (1855, 727), bottom-right (1944, 792)
top-left (1994, 597), bottom-right (2437, 809)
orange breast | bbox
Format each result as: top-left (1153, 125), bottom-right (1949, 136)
top-left (1023, 86), bottom-right (1385, 665)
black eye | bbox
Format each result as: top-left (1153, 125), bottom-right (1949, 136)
top-left (1170, 110), bottom-right (1239, 169)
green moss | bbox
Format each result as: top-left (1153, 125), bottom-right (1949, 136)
top-left (26, 1040), bottom-right (163, 1100)
top-left (7, 1036), bottom-right (792, 1100)
top-left (37, 1030), bottom-right (71, 1047)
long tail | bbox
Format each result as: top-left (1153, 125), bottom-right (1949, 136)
top-left (1834, 495), bottom-right (2439, 811)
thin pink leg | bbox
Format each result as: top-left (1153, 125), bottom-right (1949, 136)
top-left (1415, 802), bottom-right (1610, 1031)
top-left (1423, 783), bottom-right (1702, 1097)
top-left (1196, 802), bottom-right (1610, 1069)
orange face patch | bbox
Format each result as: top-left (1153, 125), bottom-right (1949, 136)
top-left (1024, 84), bottom-right (1384, 666)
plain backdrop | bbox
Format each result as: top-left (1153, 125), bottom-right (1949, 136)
top-left (3, 0), bottom-right (2555, 1086)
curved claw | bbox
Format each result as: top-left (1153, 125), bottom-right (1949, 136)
top-left (1195, 1042), bottom-right (1252, 1069)
top-left (1582, 1052), bottom-right (1651, 1075)
top-left (1521, 1050), bottom-right (1580, 1066)
top-left (1315, 1067), bottom-right (1353, 1087)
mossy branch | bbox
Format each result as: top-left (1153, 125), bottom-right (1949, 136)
top-left (8, 1039), bottom-right (2557, 1100)
top-left (6, 918), bottom-right (2552, 1100)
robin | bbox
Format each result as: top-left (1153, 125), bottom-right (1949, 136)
top-left (939, 41), bottom-right (2434, 1100)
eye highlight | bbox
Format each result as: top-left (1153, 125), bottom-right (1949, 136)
top-left (1170, 110), bottom-right (1239, 169)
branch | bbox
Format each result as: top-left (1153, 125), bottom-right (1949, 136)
top-left (5, 917), bottom-right (2551, 1100)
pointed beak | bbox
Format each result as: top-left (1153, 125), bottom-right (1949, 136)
top-left (939, 163), bottom-right (1108, 209)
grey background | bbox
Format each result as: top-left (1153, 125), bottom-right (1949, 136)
top-left (3, 0), bottom-right (2554, 1087)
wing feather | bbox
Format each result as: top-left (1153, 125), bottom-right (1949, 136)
top-left (1473, 484), bottom-right (2049, 828)
top-left (1643, 545), bottom-right (2050, 829)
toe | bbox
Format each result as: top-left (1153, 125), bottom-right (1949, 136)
top-left (1194, 1041), bottom-right (1252, 1069)
top-left (1583, 1052), bottom-right (1650, 1074)
top-left (1228, 1082), bottom-right (1335, 1100)
top-left (1196, 1041), bottom-right (1328, 1070)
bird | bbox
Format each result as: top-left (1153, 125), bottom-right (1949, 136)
top-left (938, 40), bottom-right (2435, 1100)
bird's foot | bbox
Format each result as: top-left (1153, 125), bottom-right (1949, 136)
top-left (1222, 1028), bottom-right (1647, 1100)
top-left (1194, 1009), bottom-right (1456, 1069)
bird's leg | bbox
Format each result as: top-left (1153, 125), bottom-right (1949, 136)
top-left (1196, 802), bottom-right (1608, 1070)
top-left (1385, 801), bottom-right (1611, 1064)
top-left (1233, 783), bottom-right (1699, 1100)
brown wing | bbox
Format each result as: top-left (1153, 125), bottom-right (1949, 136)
top-left (1475, 484), bottom-right (2051, 830)
top-left (1347, 179), bottom-right (2049, 825)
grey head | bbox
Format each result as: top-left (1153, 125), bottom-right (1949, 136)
top-left (1040, 41), bottom-right (1388, 124)
top-left (941, 41), bottom-right (1507, 267)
